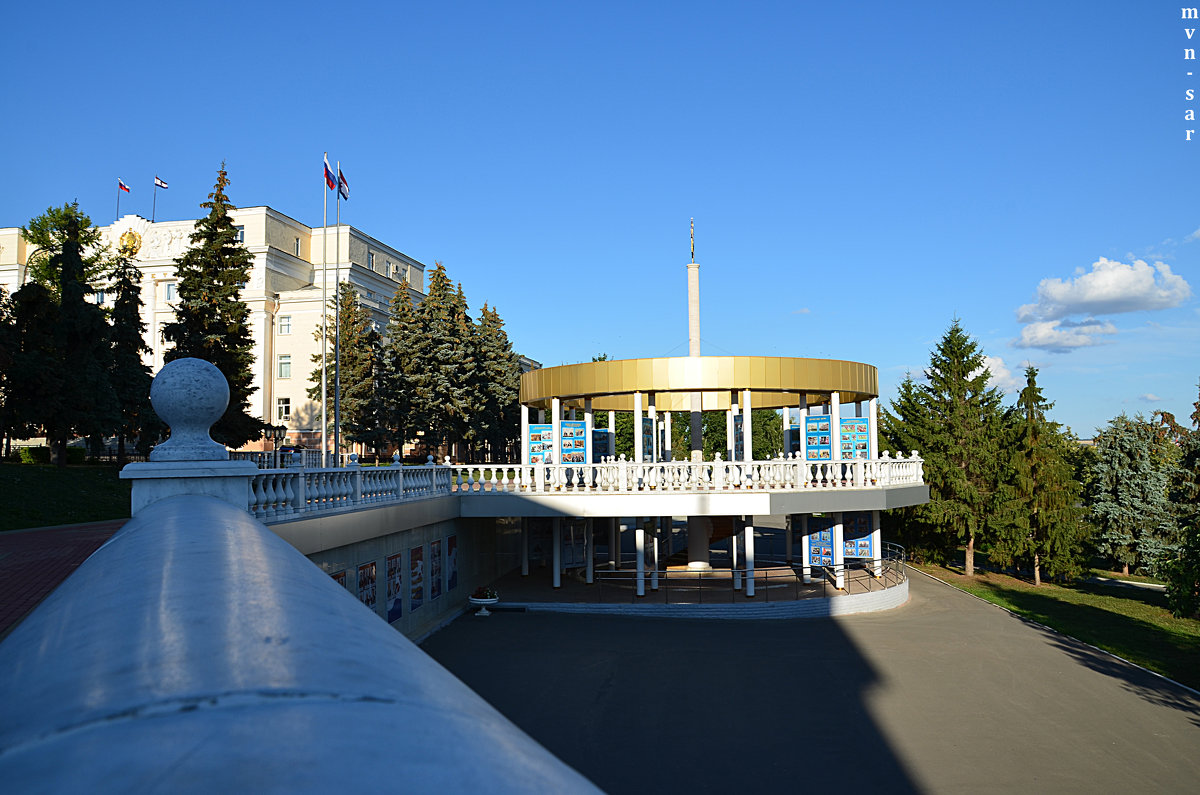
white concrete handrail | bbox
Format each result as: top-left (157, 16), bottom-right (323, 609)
top-left (0, 494), bottom-right (598, 792)
top-left (449, 452), bottom-right (925, 494)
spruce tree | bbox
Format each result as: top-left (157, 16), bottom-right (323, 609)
top-left (382, 281), bottom-right (425, 458)
top-left (474, 303), bottom-right (521, 462)
top-left (993, 367), bottom-right (1088, 584)
top-left (108, 253), bottom-right (160, 465)
top-left (333, 284), bottom-right (389, 459)
top-left (161, 165), bottom-right (262, 448)
top-left (21, 203), bottom-right (110, 300)
top-left (881, 373), bottom-right (947, 562)
top-left (410, 262), bottom-right (468, 458)
top-left (452, 283), bottom-right (480, 461)
top-left (888, 320), bottom-right (1005, 574)
top-left (14, 206), bottom-right (117, 466)
top-left (1087, 414), bottom-right (1179, 576)
top-left (0, 288), bottom-right (14, 456)
top-left (1166, 381), bottom-right (1200, 616)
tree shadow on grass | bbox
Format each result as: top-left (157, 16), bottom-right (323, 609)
top-left (970, 580), bottom-right (1200, 728)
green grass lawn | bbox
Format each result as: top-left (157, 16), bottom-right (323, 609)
top-left (0, 463), bottom-right (131, 532)
top-left (915, 563), bottom-right (1200, 691)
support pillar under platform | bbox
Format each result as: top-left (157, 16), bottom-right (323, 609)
top-left (686, 515), bottom-right (712, 571)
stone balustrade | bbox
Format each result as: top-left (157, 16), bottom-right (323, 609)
top-left (248, 462), bottom-right (452, 522)
top-left (449, 451), bottom-right (924, 495)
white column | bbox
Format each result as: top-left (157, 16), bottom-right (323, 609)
top-left (732, 526), bottom-right (741, 590)
top-left (782, 409), bottom-right (789, 455)
top-left (650, 519), bottom-right (659, 591)
top-left (648, 393), bottom-right (657, 463)
top-left (635, 520), bottom-right (645, 597)
top-left (585, 518), bottom-right (595, 584)
top-left (785, 514), bottom-right (793, 563)
top-left (798, 396), bottom-right (809, 459)
top-left (584, 398), bottom-right (594, 469)
top-left (742, 389), bottom-right (753, 464)
top-left (687, 516), bottom-right (711, 570)
top-left (609, 518), bottom-right (619, 570)
top-left (868, 397), bottom-right (879, 460)
top-left (521, 517), bottom-right (529, 576)
top-left (552, 517), bottom-right (562, 589)
top-left (569, 407), bottom-right (576, 420)
top-left (538, 408), bottom-right (545, 423)
top-left (830, 392), bottom-right (842, 463)
top-left (608, 410), bottom-right (616, 462)
top-left (520, 404), bottom-right (530, 465)
top-left (871, 509), bottom-right (882, 578)
top-left (801, 514), bottom-right (811, 583)
top-left (745, 516), bottom-right (756, 597)
top-left (727, 392), bottom-right (738, 461)
top-left (633, 392), bottom-right (644, 464)
top-left (664, 411), bottom-right (672, 460)
top-left (833, 511), bottom-right (844, 590)
top-left (551, 397), bottom-right (561, 466)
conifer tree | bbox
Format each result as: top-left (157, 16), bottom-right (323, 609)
top-left (21, 203), bottom-right (110, 300)
top-left (410, 262), bottom-right (469, 458)
top-left (993, 367), bottom-right (1088, 584)
top-left (1165, 381), bottom-right (1200, 616)
top-left (881, 373), bottom-right (946, 561)
top-left (884, 320), bottom-right (1005, 574)
top-left (14, 206), bottom-right (117, 465)
top-left (474, 303), bottom-right (521, 461)
top-left (452, 283), bottom-right (480, 461)
top-left (1087, 414), bottom-right (1179, 576)
top-left (0, 288), bottom-right (15, 456)
top-left (382, 281), bottom-right (425, 458)
top-left (108, 253), bottom-right (160, 465)
top-left (333, 284), bottom-right (389, 459)
top-left (161, 165), bottom-right (262, 448)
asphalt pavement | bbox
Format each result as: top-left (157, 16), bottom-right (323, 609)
top-left (422, 569), bottom-right (1200, 794)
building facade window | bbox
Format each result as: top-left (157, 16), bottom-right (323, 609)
top-left (368, 252), bottom-right (375, 271)
top-left (278, 354), bottom-right (291, 379)
top-left (95, 290), bottom-right (106, 305)
top-left (234, 225), bottom-right (245, 243)
top-left (294, 237), bottom-right (301, 256)
top-left (278, 315), bottom-right (291, 335)
top-left (165, 282), bottom-right (176, 301)
top-left (277, 397), bottom-right (291, 420)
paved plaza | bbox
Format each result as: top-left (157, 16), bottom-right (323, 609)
top-left (423, 570), bottom-right (1200, 794)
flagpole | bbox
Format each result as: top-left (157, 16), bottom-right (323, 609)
top-left (116, 182), bottom-right (120, 222)
top-left (321, 154), bottom-right (329, 468)
top-left (152, 178), bottom-right (158, 223)
top-left (334, 160), bottom-right (342, 467)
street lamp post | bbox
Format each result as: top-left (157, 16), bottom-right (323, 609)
top-left (265, 424), bottom-right (286, 469)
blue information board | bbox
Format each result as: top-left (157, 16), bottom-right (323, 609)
top-left (840, 418), bottom-right (870, 460)
top-left (528, 423), bottom-right (554, 464)
top-left (560, 421), bottom-right (587, 464)
top-left (592, 428), bottom-right (610, 463)
top-left (808, 515), bottom-right (835, 567)
top-left (733, 414), bottom-right (745, 460)
top-left (842, 512), bottom-right (873, 558)
top-left (641, 417), bottom-right (655, 462)
top-left (805, 415), bottom-right (832, 460)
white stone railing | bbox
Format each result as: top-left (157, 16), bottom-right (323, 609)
top-left (248, 463), bottom-right (452, 521)
top-left (449, 451), bottom-right (924, 494)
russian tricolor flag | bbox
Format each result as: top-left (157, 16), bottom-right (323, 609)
top-left (118, 178), bottom-right (130, 193)
top-left (324, 154), bottom-right (336, 190)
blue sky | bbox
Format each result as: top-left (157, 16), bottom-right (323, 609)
top-left (4, 1), bottom-right (1197, 437)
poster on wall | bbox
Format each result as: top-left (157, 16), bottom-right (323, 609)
top-left (528, 423), bottom-right (555, 464)
top-left (592, 429), bottom-right (610, 462)
top-left (641, 417), bottom-right (655, 462)
top-left (446, 535), bottom-right (458, 592)
top-left (842, 512), bottom-right (873, 558)
top-left (410, 545), bottom-right (424, 611)
top-left (805, 415), bottom-right (832, 460)
top-left (839, 418), bottom-right (871, 460)
top-left (430, 539), bottom-right (443, 600)
top-left (560, 420), bottom-right (587, 464)
top-left (331, 570), bottom-right (347, 588)
top-left (386, 553), bottom-right (403, 622)
top-left (808, 515), bottom-right (835, 567)
top-left (733, 414), bottom-right (745, 460)
top-left (357, 561), bottom-right (377, 610)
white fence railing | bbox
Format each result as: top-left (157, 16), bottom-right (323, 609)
top-left (449, 451), bottom-right (924, 494)
top-left (249, 464), bottom-right (452, 522)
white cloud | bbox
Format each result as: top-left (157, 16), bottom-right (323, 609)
top-left (1139, 393), bottom-right (1162, 402)
top-left (972, 355), bottom-right (1025, 392)
top-left (1017, 258), bottom-right (1191, 322)
top-left (1014, 318), bottom-right (1117, 352)
top-left (1012, 257), bottom-right (1192, 352)
top-left (791, 307), bottom-right (810, 315)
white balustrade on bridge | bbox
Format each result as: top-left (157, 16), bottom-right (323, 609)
top-left (247, 463), bottom-right (452, 521)
top-left (448, 450), bottom-right (924, 495)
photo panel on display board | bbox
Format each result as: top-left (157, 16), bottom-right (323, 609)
top-left (331, 570), bottom-right (346, 588)
top-left (528, 424), bottom-right (554, 464)
top-left (410, 545), bottom-right (424, 611)
top-left (446, 535), bottom-right (458, 591)
top-left (386, 553), bottom-right (403, 622)
top-left (357, 561), bottom-right (376, 610)
top-left (430, 540), bottom-right (443, 601)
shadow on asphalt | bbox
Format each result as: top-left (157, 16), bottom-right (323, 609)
top-left (422, 612), bottom-right (921, 793)
top-left (968, 580), bottom-right (1200, 729)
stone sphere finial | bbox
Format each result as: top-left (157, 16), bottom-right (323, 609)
top-left (148, 358), bottom-right (230, 461)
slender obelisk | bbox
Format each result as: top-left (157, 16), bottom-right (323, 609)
top-left (686, 219), bottom-right (711, 570)
top-left (688, 219), bottom-right (703, 462)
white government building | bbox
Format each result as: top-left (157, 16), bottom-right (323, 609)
top-left (0, 207), bottom-right (428, 450)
